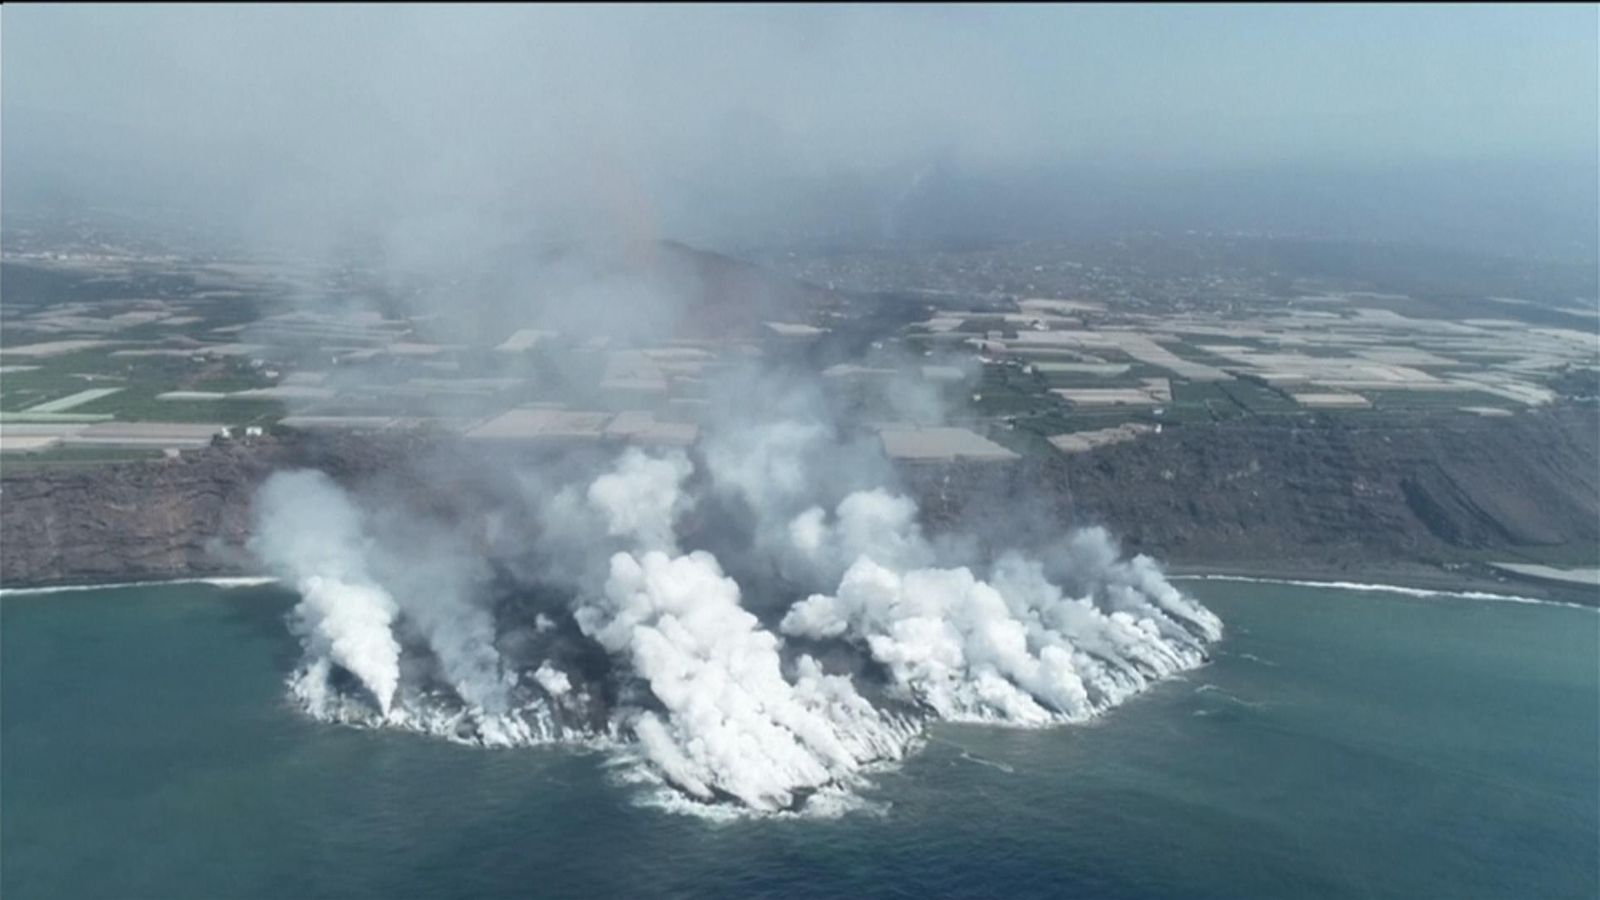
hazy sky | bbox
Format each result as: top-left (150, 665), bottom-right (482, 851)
top-left (4, 4), bottom-right (1595, 252)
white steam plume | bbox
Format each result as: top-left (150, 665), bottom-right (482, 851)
top-left (576, 549), bottom-right (910, 811)
top-left (253, 429), bottom-right (1222, 817)
top-left (587, 448), bottom-right (694, 552)
top-left (251, 470), bottom-right (535, 743)
top-left (781, 491), bottom-right (1222, 724)
top-left (574, 444), bottom-right (911, 809)
top-left (250, 471), bottom-right (403, 717)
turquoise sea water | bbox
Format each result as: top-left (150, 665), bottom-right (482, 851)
top-left (2, 580), bottom-right (1595, 899)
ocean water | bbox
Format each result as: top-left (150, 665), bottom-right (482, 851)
top-left (2, 580), bottom-right (1595, 900)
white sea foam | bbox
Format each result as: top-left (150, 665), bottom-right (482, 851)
top-left (288, 661), bottom-right (604, 749)
top-left (1234, 652), bottom-right (1279, 667)
top-left (1174, 574), bottom-right (1596, 611)
top-left (1193, 683), bottom-right (1265, 708)
top-left (625, 766), bottom-right (894, 822)
top-left (953, 749), bottom-right (1016, 774)
top-left (0, 576), bottom-right (278, 597)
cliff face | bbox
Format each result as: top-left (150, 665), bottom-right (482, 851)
top-left (1, 444), bottom-right (275, 586)
top-left (2, 407), bottom-right (1596, 588)
top-left (0, 435), bottom-right (430, 587)
top-left (904, 405), bottom-right (1600, 571)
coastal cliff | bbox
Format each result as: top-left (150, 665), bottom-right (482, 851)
top-left (0, 435), bottom-right (426, 587)
top-left (909, 405), bottom-right (1599, 566)
top-left (3, 406), bottom-right (1596, 592)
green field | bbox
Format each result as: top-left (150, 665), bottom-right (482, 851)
top-left (0, 369), bottom-right (124, 412)
top-left (0, 446), bottom-right (168, 473)
top-left (72, 384), bottom-right (284, 424)
top-left (0, 344), bottom-right (279, 423)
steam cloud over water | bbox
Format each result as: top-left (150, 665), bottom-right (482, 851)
top-left (250, 417), bottom-right (1222, 816)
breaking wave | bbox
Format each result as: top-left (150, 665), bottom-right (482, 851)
top-left (1174, 574), bottom-right (1596, 611)
top-left (0, 576), bottom-right (278, 598)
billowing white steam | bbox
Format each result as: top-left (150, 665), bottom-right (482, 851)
top-left (250, 471), bottom-right (403, 716)
top-left (250, 470), bottom-right (533, 742)
top-left (251, 434), bottom-right (1221, 816)
top-left (576, 549), bottom-right (909, 811)
top-left (782, 494), bottom-right (1222, 725)
top-left (575, 447), bottom-right (909, 810)
top-left (587, 449), bottom-right (694, 552)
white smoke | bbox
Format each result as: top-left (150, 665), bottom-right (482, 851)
top-left (702, 417), bottom-right (831, 514)
top-left (575, 549), bottom-right (911, 811)
top-left (781, 490), bottom-right (1221, 725)
top-left (787, 489), bottom-right (935, 582)
top-left (251, 470), bottom-right (538, 744)
top-left (250, 471), bottom-right (403, 717)
top-left (586, 448), bottom-right (694, 552)
top-left (370, 537), bottom-right (533, 744)
top-left (574, 443), bottom-right (913, 810)
top-left (251, 429), bottom-right (1222, 817)
top-left (534, 662), bottom-right (571, 698)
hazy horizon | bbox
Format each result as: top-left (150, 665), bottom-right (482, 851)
top-left (4, 4), bottom-right (1596, 260)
